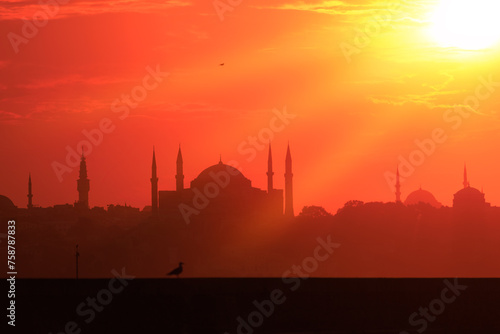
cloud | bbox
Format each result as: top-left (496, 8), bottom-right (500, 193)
top-left (250, 0), bottom-right (425, 23)
top-left (0, 110), bottom-right (23, 121)
top-left (0, 0), bottom-right (191, 21)
top-left (15, 74), bottom-right (134, 90)
top-left (422, 71), bottom-right (455, 91)
top-left (368, 89), bottom-right (465, 109)
top-left (250, 1), bottom-right (375, 16)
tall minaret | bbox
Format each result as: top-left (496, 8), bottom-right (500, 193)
top-left (395, 167), bottom-right (401, 203)
top-left (284, 143), bottom-right (294, 217)
top-left (463, 163), bottom-right (469, 188)
top-left (267, 143), bottom-right (274, 193)
top-left (27, 173), bottom-right (33, 209)
top-left (151, 147), bottom-right (158, 215)
top-left (176, 145), bottom-right (184, 192)
top-left (77, 149), bottom-right (90, 209)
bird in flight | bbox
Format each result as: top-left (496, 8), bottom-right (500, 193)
top-left (167, 262), bottom-right (184, 278)
top-left (219, 63), bottom-right (224, 66)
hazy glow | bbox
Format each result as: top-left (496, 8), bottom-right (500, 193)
top-left (428, 0), bottom-right (500, 50)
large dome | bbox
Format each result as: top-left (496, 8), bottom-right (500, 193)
top-left (0, 195), bottom-right (16, 212)
top-left (404, 188), bottom-right (442, 208)
top-left (453, 186), bottom-right (486, 208)
top-left (190, 161), bottom-right (252, 190)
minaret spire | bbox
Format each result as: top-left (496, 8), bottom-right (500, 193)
top-left (76, 147), bottom-right (90, 209)
top-left (395, 167), bottom-right (401, 203)
top-left (463, 163), bottom-right (469, 188)
top-left (284, 142), bottom-right (294, 217)
top-left (176, 144), bottom-right (184, 192)
top-left (267, 143), bottom-right (274, 193)
top-left (27, 173), bottom-right (33, 209)
top-left (151, 146), bottom-right (158, 215)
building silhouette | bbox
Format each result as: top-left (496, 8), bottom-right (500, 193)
top-left (76, 150), bottom-right (90, 210)
top-left (267, 144), bottom-right (274, 193)
top-left (395, 167), bottom-right (401, 203)
top-left (404, 187), bottom-right (442, 208)
top-left (176, 145), bottom-right (184, 192)
top-left (151, 147), bottom-right (159, 215)
top-left (394, 163), bottom-right (490, 211)
top-left (0, 195), bottom-right (16, 213)
top-left (453, 164), bottom-right (489, 212)
top-left (284, 143), bottom-right (294, 217)
top-left (155, 144), bottom-right (292, 222)
top-left (27, 173), bottom-right (33, 210)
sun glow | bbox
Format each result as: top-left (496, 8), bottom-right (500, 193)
top-left (428, 0), bottom-right (500, 50)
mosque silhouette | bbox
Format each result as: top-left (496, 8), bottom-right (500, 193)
top-left (154, 144), bottom-right (294, 223)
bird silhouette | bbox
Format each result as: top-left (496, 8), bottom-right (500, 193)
top-left (167, 262), bottom-right (184, 278)
top-left (219, 63), bottom-right (224, 66)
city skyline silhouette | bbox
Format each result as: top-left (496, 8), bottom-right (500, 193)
top-left (1, 144), bottom-right (496, 213)
top-left (1, 140), bottom-right (499, 279)
top-left (2, 1), bottom-right (500, 332)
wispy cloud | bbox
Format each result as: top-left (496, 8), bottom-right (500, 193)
top-left (0, 0), bottom-right (191, 21)
top-left (250, 0), bottom-right (427, 23)
top-left (250, 0), bottom-right (376, 16)
top-left (15, 74), bottom-right (135, 90)
top-left (369, 89), bottom-right (464, 109)
top-left (0, 109), bottom-right (23, 121)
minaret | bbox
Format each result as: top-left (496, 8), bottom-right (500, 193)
top-left (284, 143), bottom-right (294, 217)
top-left (27, 173), bottom-right (33, 209)
top-left (463, 163), bottom-right (469, 188)
top-left (151, 147), bottom-right (158, 215)
top-left (395, 167), bottom-right (401, 203)
top-left (267, 143), bottom-right (274, 193)
top-left (77, 148), bottom-right (90, 209)
top-left (176, 145), bottom-right (184, 192)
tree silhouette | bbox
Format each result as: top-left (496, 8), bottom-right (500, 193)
top-left (298, 205), bottom-right (333, 219)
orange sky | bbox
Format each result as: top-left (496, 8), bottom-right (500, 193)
top-left (1, 0), bottom-right (500, 213)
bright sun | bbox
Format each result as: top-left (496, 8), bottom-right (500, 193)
top-left (428, 0), bottom-right (500, 50)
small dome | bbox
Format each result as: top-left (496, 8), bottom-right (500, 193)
top-left (190, 161), bottom-right (251, 190)
top-left (404, 188), bottom-right (442, 208)
top-left (0, 195), bottom-right (16, 212)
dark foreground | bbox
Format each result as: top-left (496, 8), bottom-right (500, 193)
top-left (4, 278), bottom-right (500, 333)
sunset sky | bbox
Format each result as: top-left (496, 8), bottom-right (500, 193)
top-left (1, 0), bottom-right (500, 213)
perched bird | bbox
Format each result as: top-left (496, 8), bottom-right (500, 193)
top-left (219, 63), bottom-right (224, 66)
top-left (167, 262), bottom-right (184, 278)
